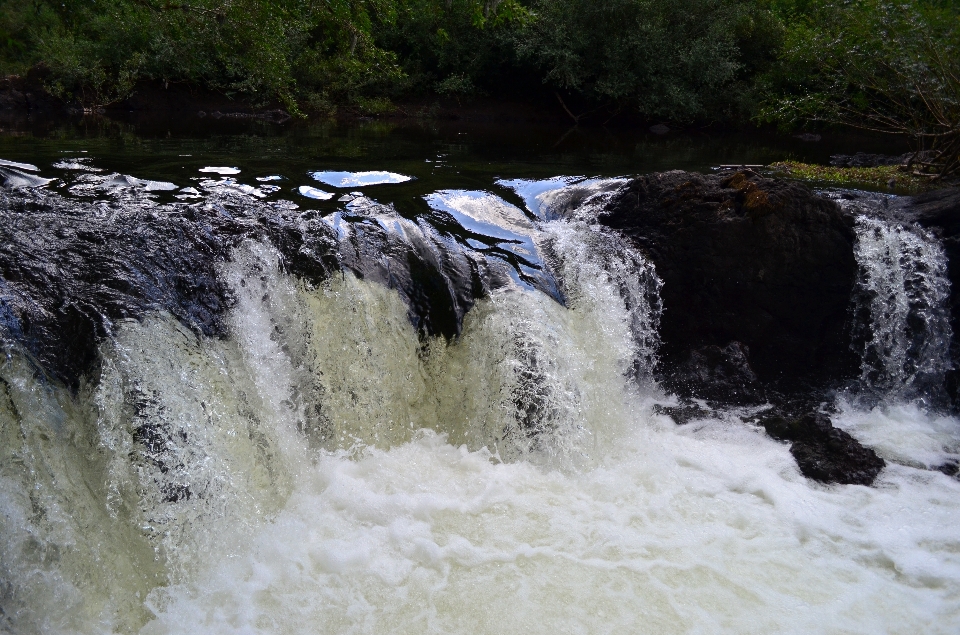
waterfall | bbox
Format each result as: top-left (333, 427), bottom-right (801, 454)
top-left (2, 176), bottom-right (960, 635)
top-left (0, 186), bottom-right (668, 633)
top-left (852, 215), bottom-right (953, 405)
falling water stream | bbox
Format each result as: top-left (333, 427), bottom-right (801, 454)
top-left (1, 123), bottom-right (959, 634)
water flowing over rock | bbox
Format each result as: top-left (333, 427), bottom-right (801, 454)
top-left (3, 152), bottom-right (960, 634)
top-left (597, 171), bottom-right (901, 485)
top-left (897, 187), bottom-right (960, 406)
top-left (851, 216), bottom-right (952, 405)
top-left (0, 187), bottom-right (530, 387)
top-left (827, 188), bottom-right (958, 410)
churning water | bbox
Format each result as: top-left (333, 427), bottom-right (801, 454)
top-left (1, 138), bottom-right (960, 634)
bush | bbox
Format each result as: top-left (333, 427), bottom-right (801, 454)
top-left (1, 0), bottom-right (406, 112)
top-left (374, 0), bottom-right (530, 99)
top-left (759, 1), bottom-right (960, 177)
top-left (518, 0), bottom-right (783, 122)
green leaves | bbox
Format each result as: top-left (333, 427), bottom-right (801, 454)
top-left (520, 0), bottom-right (780, 122)
top-left (759, 0), bottom-right (960, 176)
top-left (1, 0), bottom-right (407, 111)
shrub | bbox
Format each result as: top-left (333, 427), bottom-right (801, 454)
top-left (1, 0), bottom-right (406, 113)
top-left (518, 0), bottom-right (783, 122)
top-left (759, 1), bottom-right (960, 178)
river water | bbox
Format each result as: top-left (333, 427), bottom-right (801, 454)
top-left (1, 119), bottom-right (958, 634)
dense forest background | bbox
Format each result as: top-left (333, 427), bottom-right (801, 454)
top-left (1, 1), bottom-right (958, 160)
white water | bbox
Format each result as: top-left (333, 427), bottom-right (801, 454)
top-left (2, 213), bottom-right (960, 634)
top-left (853, 216), bottom-right (953, 403)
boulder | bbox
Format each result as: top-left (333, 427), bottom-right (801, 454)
top-left (760, 412), bottom-right (885, 486)
top-left (662, 341), bottom-right (765, 406)
top-left (600, 170), bottom-right (859, 398)
top-left (0, 188), bottom-right (490, 388)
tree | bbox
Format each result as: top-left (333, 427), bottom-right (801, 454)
top-left (1, 0), bottom-right (406, 113)
top-left (518, 0), bottom-right (783, 123)
top-left (760, 1), bottom-right (960, 178)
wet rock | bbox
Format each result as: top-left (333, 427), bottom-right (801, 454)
top-left (663, 341), bottom-right (765, 406)
top-left (653, 402), bottom-right (714, 425)
top-left (935, 460), bottom-right (960, 477)
top-left (760, 412), bottom-right (885, 485)
top-left (0, 187), bottom-right (491, 387)
top-left (830, 151), bottom-right (936, 168)
top-left (830, 152), bottom-right (906, 168)
top-left (600, 170), bottom-right (859, 400)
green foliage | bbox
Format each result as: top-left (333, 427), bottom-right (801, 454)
top-left (518, 0), bottom-right (783, 122)
top-left (769, 161), bottom-right (933, 191)
top-left (759, 1), bottom-right (960, 176)
top-left (374, 0), bottom-right (530, 98)
top-left (1, 0), bottom-right (405, 112)
top-left (24, 0), bottom-right (955, 139)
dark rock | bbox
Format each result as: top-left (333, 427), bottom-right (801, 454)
top-left (599, 170), bottom-right (859, 398)
top-left (0, 70), bottom-right (65, 120)
top-left (830, 151), bottom-right (936, 168)
top-left (649, 124), bottom-right (670, 135)
top-left (830, 152), bottom-right (905, 168)
top-left (653, 402), bottom-right (714, 425)
top-left (760, 412), bottom-right (885, 485)
top-left (664, 341), bottom-right (765, 406)
top-left (794, 133), bottom-right (821, 142)
top-left (0, 187), bottom-right (499, 388)
top-left (935, 460), bottom-right (959, 477)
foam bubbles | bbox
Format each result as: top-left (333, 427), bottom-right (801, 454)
top-left (3, 205), bottom-right (960, 635)
top-left (142, 420), bottom-right (960, 635)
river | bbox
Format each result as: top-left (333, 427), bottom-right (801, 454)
top-left (0, 117), bottom-right (957, 634)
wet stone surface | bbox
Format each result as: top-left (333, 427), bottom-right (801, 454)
top-left (600, 170), bottom-right (860, 389)
top-left (0, 183), bottom-right (547, 387)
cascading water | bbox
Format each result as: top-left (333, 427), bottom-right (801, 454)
top-left (1, 166), bottom-right (960, 634)
top-left (821, 190), bottom-right (960, 474)
top-left (852, 215), bottom-right (953, 404)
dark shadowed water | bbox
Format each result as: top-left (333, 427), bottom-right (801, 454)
top-left (0, 115), bottom-right (911, 212)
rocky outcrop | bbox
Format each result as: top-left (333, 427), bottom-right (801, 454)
top-left (0, 72), bottom-right (63, 120)
top-left (661, 341), bottom-right (766, 406)
top-left (600, 170), bottom-right (860, 399)
top-left (829, 151), bottom-right (938, 168)
top-left (0, 187), bottom-right (496, 388)
top-left (600, 170), bottom-right (889, 485)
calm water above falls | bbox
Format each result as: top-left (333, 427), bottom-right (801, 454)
top-left (1, 119), bottom-right (959, 634)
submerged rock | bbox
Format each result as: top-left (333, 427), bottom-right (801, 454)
top-left (759, 412), bottom-right (885, 486)
top-left (600, 170), bottom-right (859, 400)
